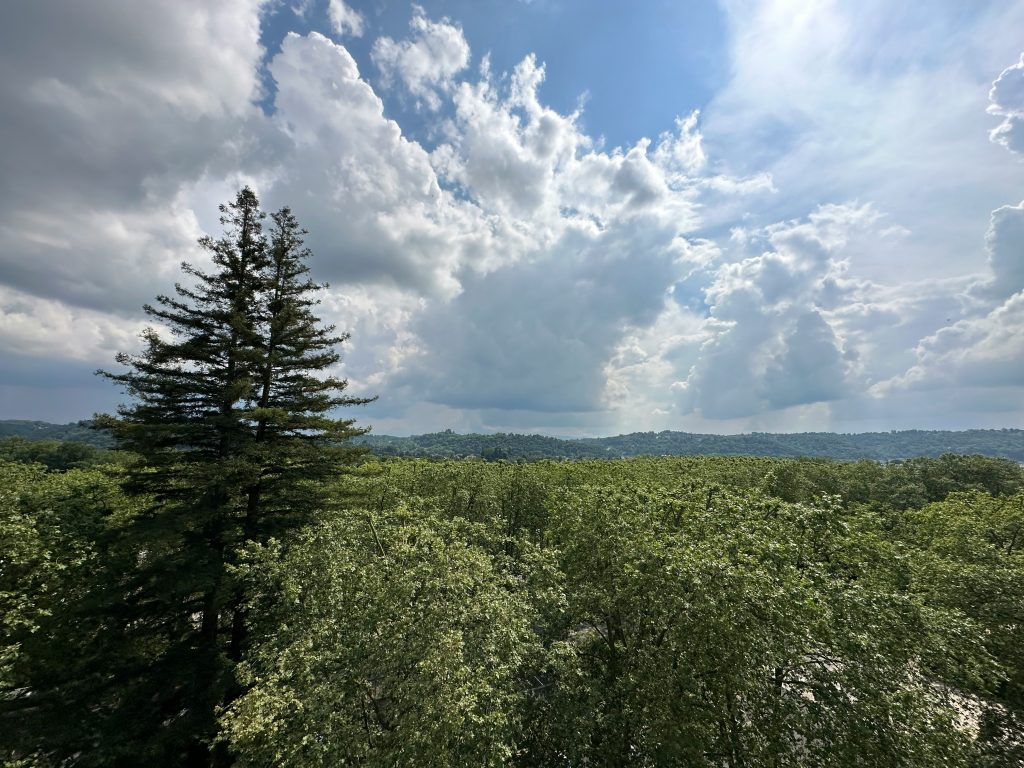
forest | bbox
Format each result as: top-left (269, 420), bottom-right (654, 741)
top-left (4, 421), bottom-right (1023, 463)
top-left (3, 451), bottom-right (1024, 766)
top-left (2, 190), bottom-right (1023, 766)
top-left (355, 429), bottom-right (1024, 462)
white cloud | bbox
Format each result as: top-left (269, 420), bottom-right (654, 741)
top-left (988, 52), bottom-right (1024, 153)
top-left (976, 201), bottom-right (1024, 301)
top-left (875, 108), bottom-right (1024, 401)
top-left (264, 31), bottom-right (479, 298)
top-left (291, 0), bottom-right (315, 19)
top-left (0, 197), bottom-right (207, 313)
top-left (0, 285), bottom-right (146, 363)
top-left (178, 21), bottom-right (710, 430)
top-left (434, 54), bottom-right (586, 218)
top-left (434, 53), bottom-right (706, 232)
top-left (394, 216), bottom-right (690, 416)
top-left (705, 0), bottom-right (1024, 285)
top-left (0, 2), bottom-right (1021, 434)
top-left (602, 298), bottom-right (707, 430)
top-left (328, 0), bottom-right (364, 37)
top-left (671, 204), bottom-right (885, 420)
top-left (0, 0), bottom-right (268, 312)
top-left (761, 311), bottom-right (848, 408)
top-left (371, 6), bottom-right (469, 110)
top-left (872, 51), bottom-right (1024, 406)
top-left (653, 112), bottom-right (707, 177)
top-left (878, 293), bottom-right (1024, 394)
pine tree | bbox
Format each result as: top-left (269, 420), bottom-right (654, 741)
top-left (82, 188), bottom-right (372, 765)
top-left (227, 205), bottom-right (374, 661)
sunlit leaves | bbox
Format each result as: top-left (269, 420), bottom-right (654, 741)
top-left (222, 503), bottom-right (546, 767)
top-left (5, 453), bottom-right (1023, 765)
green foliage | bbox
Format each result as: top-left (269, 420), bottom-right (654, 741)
top-left (528, 485), bottom-right (979, 766)
top-left (0, 437), bottom-right (129, 470)
top-left (218, 455), bottom-right (1024, 765)
top-left (0, 461), bottom-right (134, 764)
top-left (222, 503), bottom-right (545, 767)
top-left (895, 491), bottom-right (1024, 764)
top-left (91, 189), bottom-right (370, 763)
top-left (5, 450), bottom-right (1024, 765)
top-left (9, 419), bottom-right (1023, 462)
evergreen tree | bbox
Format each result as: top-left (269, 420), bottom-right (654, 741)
top-left (76, 188), bottom-right (371, 765)
top-left (226, 205), bottom-right (374, 662)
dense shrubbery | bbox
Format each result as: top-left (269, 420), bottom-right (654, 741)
top-left (4, 453), bottom-right (1022, 765)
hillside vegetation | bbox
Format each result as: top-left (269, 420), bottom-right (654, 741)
top-left (0, 420), bottom-right (114, 448)
top-left (7, 421), bottom-right (1021, 462)
top-left (357, 427), bottom-right (1024, 461)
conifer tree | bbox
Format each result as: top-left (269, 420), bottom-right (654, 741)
top-left (227, 205), bottom-right (374, 660)
top-left (87, 188), bottom-right (371, 765)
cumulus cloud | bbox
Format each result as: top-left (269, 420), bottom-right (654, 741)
top-left (705, 0), bottom-right (1024, 287)
top-left (653, 112), bottom-right (707, 178)
top-left (0, 198), bottom-right (207, 314)
top-left (0, 0), bottom-right (277, 377)
top-left (0, 285), bottom-right (146, 363)
top-left (988, 53), bottom-right (1024, 153)
top-left (0, 0), bottom-right (266, 210)
top-left (878, 293), bottom-right (1024, 394)
top-left (433, 54), bottom-right (584, 217)
top-left (761, 311), bottom-right (848, 408)
top-left (0, 2), bottom-right (1021, 434)
top-left (876, 52), bottom-right (1024, 404)
top-left (152, 11), bottom-right (711, 429)
top-left (670, 204), bottom-right (882, 419)
top-left (874, 231), bottom-right (1023, 399)
top-left (396, 217), bottom-right (689, 415)
top-left (976, 201), bottom-right (1024, 301)
top-left (348, 40), bottom-right (708, 421)
top-left (0, 1), bottom-right (764, 434)
top-left (0, 0), bottom-right (268, 315)
top-left (328, 0), bottom-right (364, 37)
top-left (433, 53), bottom-right (704, 231)
top-left (264, 31), bottom-right (480, 297)
top-left (371, 6), bottom-right (470, 110)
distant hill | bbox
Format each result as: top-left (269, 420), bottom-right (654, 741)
top-left (0, 420), bottom-right (114, 448)
top-left (3, 420), bottom-right (1021, 462)
top-left (355, 428), bottom-right (1024, 462)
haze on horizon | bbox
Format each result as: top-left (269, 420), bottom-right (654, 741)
top-left (1, 0), bottom-right (1022, 438)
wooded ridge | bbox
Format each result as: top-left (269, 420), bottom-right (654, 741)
top-left (4, 420), bottom-right (1022, 461)
top-left (357, 427), bottom-right (1024, 461)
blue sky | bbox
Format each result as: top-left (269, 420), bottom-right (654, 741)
top-left (0, 0), bottom-right (1022, 435)
top-left (259, 0), bottom-right (729, 151)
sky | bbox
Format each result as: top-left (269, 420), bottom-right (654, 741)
top-left (1, 0), bottom-right (1023, 436)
